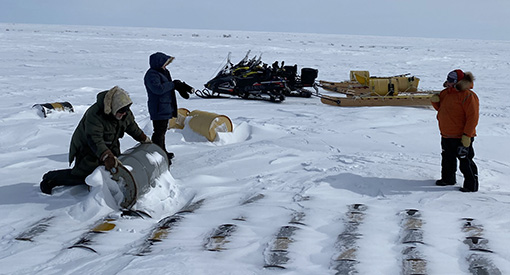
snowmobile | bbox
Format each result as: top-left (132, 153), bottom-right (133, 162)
top-left (197, 52), bottom-right (288, 102)
top-left (273, 63), bottom-right (319, 98)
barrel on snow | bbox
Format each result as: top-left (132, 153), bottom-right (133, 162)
top-left (115, 143), bottom-right (170, 209)
top-left (168, 108), bottom-right (190, 129)
top-left (169, 108), bottom-right (233, 142)
top-left (33, 102), bottom-right (74, 118)
top-left (188, 110), bottom-right (233, 141)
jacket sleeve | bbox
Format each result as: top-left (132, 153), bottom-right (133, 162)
top-left (431, 89), bottom-right (446, 111)
top-left (431, 101), bottom-right (440, 111)
top-left (84, 114), bottom-right (110, 158)
top-left (462, 91), bottom-right (479, 137)
top-left (124, 111), bottom-right (144, 141)
top-left (145, 70), bottom-right (174, 95)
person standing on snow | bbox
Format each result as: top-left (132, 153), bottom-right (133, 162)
top-left (39, 86), bottom-right (151, 194)
top-left (144, 52), bottom-right (191, 163)
top-left (431, 70), bottom-right (479, 192)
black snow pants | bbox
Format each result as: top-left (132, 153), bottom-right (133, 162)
top-left (152, 119), bottom-right (170, 154)
top-left (43, 169), bottom-right (86, 187)
top-left (441, 137), bottom-right (479, 191)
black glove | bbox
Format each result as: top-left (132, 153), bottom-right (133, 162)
top-left (173, 80), bottom-right (183, 88)
top-left (173, 80), bottom-right (194, 99)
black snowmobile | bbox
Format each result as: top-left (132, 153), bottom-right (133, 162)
top-left (197, 52), bottom-right (288, 102)
top-left (272, 62), bottom-right (319, 98)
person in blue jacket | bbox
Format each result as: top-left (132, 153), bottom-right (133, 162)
top-left (144, 52), bottom-right (190, 163)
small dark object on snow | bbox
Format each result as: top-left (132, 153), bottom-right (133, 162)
top-left (33, 102), bottom-right (74, 118)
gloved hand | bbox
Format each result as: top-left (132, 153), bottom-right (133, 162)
top-left (101, 149), bottom-right (120, 173)
top-left (173, 79), bottom-right (183, 88)
top-left (430, 94), bottom-right (440, 103)
top-left (138, 132), bottom-right (152, 144)
top-left (461, 134), bottom-right (471, 147)
top-left (174, 80), bottom-right (194, 99)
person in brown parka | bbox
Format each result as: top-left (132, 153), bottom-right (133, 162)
top-left (431, 70), bottom-right (479, 192)
top-left (39, 86), bottom-right (151, 194)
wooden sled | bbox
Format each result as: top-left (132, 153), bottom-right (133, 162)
top-left (320, 94), bottom-right (433, 107)
top-left (318, 70), bottom-right (439, 107)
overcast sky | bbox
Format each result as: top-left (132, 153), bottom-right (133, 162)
top-left (1, 0), bottom-right (509, 41)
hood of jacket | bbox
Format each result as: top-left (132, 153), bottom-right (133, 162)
top-left (455, 71), bottom-right (475, 91)
top-left (149, 52), bottom-right (173, 69)
top-left (101, 86), bottom-right (132, 115)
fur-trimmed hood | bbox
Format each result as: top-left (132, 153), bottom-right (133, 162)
top-left (103, 86), bottom-right (132, 115)
top-left (149, 52), bottom-right (173, 69)
top-left (455, 71), bottom-right (475, 91)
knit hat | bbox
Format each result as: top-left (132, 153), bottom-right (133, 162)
top-left (104, 86), bottom-right (132, 115)
top-left (446, 69), bottom-right (465, 84)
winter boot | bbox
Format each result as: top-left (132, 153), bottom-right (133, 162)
top-left (167, 152), bottom-right (174, 166)
top-left (435, 179), bottom-right (455, 186)
top-left (40, 179), bottom-right (56, 195)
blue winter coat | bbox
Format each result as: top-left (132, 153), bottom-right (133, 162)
top-left (144, 52), bottom-right (177, 120)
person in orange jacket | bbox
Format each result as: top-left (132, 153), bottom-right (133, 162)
top-left (431, 69), bottom-right (479, 192)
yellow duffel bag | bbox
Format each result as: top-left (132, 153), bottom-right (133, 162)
top-left (369, 78), bottom-right (398, 96)
top-left (350, 71), bottom-right (370, 85)
top-left (392, 76), bottom-right (420, 92)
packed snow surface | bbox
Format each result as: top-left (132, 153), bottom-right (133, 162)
top-left (0, 23), bottom-right (509, 274)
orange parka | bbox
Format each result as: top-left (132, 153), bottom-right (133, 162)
top-left (432, 87), bottom-right (479, 138)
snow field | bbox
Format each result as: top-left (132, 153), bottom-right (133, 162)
top-left (0, 23), bottom-right (509, 274)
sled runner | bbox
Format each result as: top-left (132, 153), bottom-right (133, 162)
top-left (320, 94), bottom-right (433, 107)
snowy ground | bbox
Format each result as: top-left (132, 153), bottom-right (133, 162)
top-left (0, 23), bottom-right (509, 275)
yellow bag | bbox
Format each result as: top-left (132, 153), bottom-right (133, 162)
top-left (350, 71), bottom-right (370, 85)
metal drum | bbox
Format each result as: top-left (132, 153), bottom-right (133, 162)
top-left (116, 143), bottom-right (170, 207)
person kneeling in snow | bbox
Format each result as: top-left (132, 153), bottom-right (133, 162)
top-left (39, 86), bottom-right (151, 195)
top-left (431, 70), bottom-right (479, 192)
